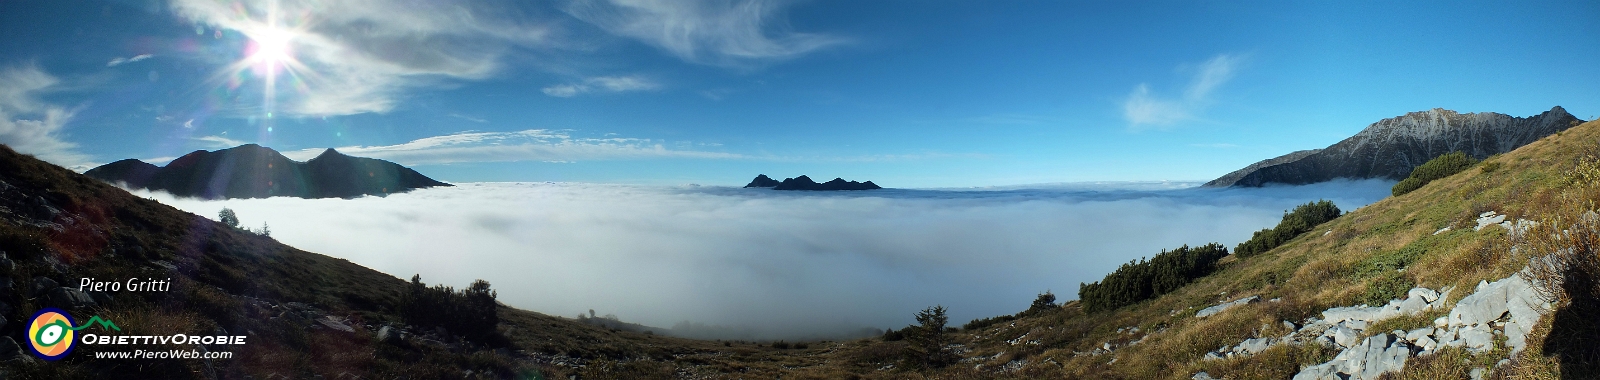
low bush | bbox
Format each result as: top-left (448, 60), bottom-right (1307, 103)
top-left (1079, 243), bottom-right (1230, 313)
top-left (401, 275), bottom-right (501, 343)
top-left (1392, 151), bottom-right (1479, 196)
top-left (1235, 200), bottom-right (1342, 257)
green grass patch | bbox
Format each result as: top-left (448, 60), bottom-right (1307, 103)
top-left (1361, 273), bottom-right (1416, 307)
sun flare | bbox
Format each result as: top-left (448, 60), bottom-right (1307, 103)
top-left (247, 27), bottom-right (295, 67)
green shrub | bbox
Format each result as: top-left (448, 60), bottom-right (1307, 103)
top-left (1079, 243), bottom-right (1230, 313)
top-left (1235, 200), bottom-right (1342, 257)
top-left (1391, 178), bottom-right (1425, 196)
top-left (962, 314), bottom-right (1017, 331)
top-left (401, 275), bottom-right (501, 342)
top-left (1392, 151), bottom-right (1479, 196)
top-left (1026, 291), bottom-right (1057, 315)
top-left (904, 306), bottom-right (956, 369)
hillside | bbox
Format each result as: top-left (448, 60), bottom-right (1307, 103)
top-left (0, 143), bottom-right (829, 379)
top-left (1207, 107), bottom-right (1583, 187)
top-left (798, 115), bottom-right (1599, 379)
top-left (83, 144), bottom-right (450, 199)
top-left (4, 116), bottom-right (1598, 378)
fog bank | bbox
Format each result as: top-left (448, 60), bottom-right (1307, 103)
top-left (134, 179), bottom-right (1394, 340)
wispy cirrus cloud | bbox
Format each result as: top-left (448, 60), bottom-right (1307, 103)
top-left (563, 0), bottom-right (847, 67)
top-left (191, 134), bottom-right (247, 148)
top-left (542, 75), bottom-right (661, 97)
top-left (282, 129), bottom-right (742, 165)
top-left (1123, 54), bottom-right (1244, 129)
top-left (106, 54), bottom-right (155, 67)
top-left (169, 0), bottom-right (558, 116)
top-left (0, 65), bottom-right (92, 169)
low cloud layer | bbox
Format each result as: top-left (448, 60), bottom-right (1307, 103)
top-left (135, 179), bottom-right (1393, 340)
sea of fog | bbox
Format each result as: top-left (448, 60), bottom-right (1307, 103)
top-left (132, 179), bottom-right (1394, 340)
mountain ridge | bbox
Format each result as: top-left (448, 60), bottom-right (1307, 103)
top-left (84, 144), bottom-right (450, 199)
top-left (1206, 106), bottom-right (1584, 187)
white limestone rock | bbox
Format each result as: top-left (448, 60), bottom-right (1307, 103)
top-left (1196, 296), bottom-right (1260, 318)
top-left (1408, 287), bottom-right (1440, 303)
top-left (1458, 325), bottom-right (1495, 353)
top-left (1328, 325), bottom-right (1361, 348)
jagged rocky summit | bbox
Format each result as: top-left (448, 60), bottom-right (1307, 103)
top-left (84, 144), bottom-right (451, 199)
top-left (743, 174), bottom-right (782, 188)
top-left (1206, 106), bottom-right (1583, 187)
top-left (744, 174), bottom-right (881, 191)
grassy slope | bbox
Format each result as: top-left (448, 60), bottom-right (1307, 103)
top-left (753, 117), bottom-right (1600, 379)
top-left (3, 117), bottom-right (1594, 379)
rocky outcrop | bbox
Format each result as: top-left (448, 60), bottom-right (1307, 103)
top-left (1206, 107), bottom-right (1583, 187)
top-left (744, 174), bottom-right (781, 188)
top-left (1195, 295), bottom-right (1259, 318)
top-left (768, 175), bottom-right (882, 191)
top-left (85, 144), bottom-right (451, 199)
top-left (1193, 212), bottom-right (1559, 380)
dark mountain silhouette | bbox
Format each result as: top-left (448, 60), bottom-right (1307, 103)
top-left (1206, 106), bottom-right (1584, 187)
top-left (84, 144), bottom-right (450, 199)
top-left (770, 175), bottom-right (882, 191)
top-left (744, 174), bottom-right (781, 188)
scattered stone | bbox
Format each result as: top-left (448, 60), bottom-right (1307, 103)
top-left (1327, 325), bottom-right (1361, 348)
top-left (0, 336), bottom-right (17, 357)
top-left (1476, 212), bottom-right (1506, 231)
top-left (1197, 296), bottom-right (1260, 318)
top-left (149, 260), bottom-right (178, 271)
top-left (377, 325), bottom-right (403, 344)
top-left (316, 317), bottom-right (355, 333)
top-left (87, 291), bottom-right (113, 306)
top-left (1409, 287), bottom-right (1440, 303)
top-left (1236, 337), bottom-right (1273, 355)
top-left (1193, 371), bottom-right (1219, 380)
top-left (29, 276), bottom-right (57, 297)
top-left (1458, 325), bottom-right (1494, 353)
top-left (45, 287), bottom-right (97, 309)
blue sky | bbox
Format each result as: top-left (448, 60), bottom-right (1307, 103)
top-left (1, 0), bottom-right (1596, 187)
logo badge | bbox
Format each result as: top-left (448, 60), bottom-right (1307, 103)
top-left (27, 308), bottom-right (78, 361)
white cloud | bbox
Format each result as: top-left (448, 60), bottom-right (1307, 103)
top-left (191, 135), bottom-right (247, 148)
top-left (563, 0), bottom-right (847, 67)
top-left (133, 179), bottom-right (1394, 340)
top-left (0, 65), bottom-right (91, 168)
top-left (1123, 54), bottom-right (1244, 129)
top-left (106, 54), bottom-right (155, 67)
top-left (169, 0), bottom-right (555, 116)
top-left (281, 129), bottom-right (741, 165)
top-left (542, 75), bottom-right (661, 97)
top-left (449, 113), bottom-right (488, 123)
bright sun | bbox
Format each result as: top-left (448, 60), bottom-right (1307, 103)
top-left (248, 27), bottom-right (294, 66)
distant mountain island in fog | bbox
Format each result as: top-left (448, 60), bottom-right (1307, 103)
top-left (85, 144), bottom-right (450, 199)
top-left (745, 174), bottom-right (882, 191)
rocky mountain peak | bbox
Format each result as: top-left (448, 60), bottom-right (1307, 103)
top-left (1207, 106), bottom-right (1583, 187)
